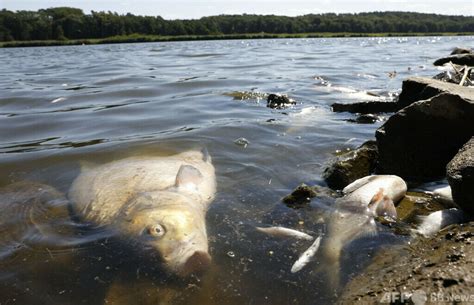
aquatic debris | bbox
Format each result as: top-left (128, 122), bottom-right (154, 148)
top-left (227, 251), bottom-right (236, 258)
top-left (234, 137), bottom-right (250, 148)
top-left (256, 226), bottom-right (313, 241)
top-left (291, 236), bottom-right (322, 273)
top-left (267, 94), bottom-right (296, 109)
top-left (50, 97), bottom-right (66, 104)
top-left (223, 91), bottom-right (267, 101)
top-left (415, 208), bottom-right (469, 237)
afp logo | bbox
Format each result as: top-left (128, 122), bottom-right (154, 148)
top-left (380, 290), bottom-right (427, 304)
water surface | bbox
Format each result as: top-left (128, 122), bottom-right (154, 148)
top-left (0, 36), bottom-right (471, 305)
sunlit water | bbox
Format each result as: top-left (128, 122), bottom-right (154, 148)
top-left (0, 36), bottom-right (471, 305)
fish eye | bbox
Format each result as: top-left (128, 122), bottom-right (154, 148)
top-left (146, 224), bottom-right (166, 238)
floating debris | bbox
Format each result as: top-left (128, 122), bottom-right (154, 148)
top-left (267, 94), bottom-right (296, 109)
top-left (234, 137), bottom-right (250, 148)
top-left (227, 251), bottom-right (236, 258)
top-left (51, 97), bottom-right (66, 104)
top-left (224, 91), bottom-right (267, 101)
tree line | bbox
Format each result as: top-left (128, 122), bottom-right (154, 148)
top-left (1, 7), bottom-right (473, 41)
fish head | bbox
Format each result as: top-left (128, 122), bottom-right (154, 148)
top-left (119, 191), bottom-right (211, 276)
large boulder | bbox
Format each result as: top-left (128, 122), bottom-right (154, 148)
top-left (376, 89), bottom-right (474, 181)
top-left (323, 140), bottom-right (378, 190)
top-left (447, 137), bottom-right (474, 215)
top-left (433, 53), bottom-right (474, 66)
top-left (397, 76), bottom-right (474, 109)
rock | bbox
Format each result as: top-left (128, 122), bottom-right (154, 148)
top-left (433, 53), bottom-right (474, 66)
top-left (397, 76), bottom-right (474, 109)
top-left (451, 47), bottom-right (473, 55)
top-left (323, 141), bottom-right (378, 190)
top-left (266, 94), bottom-right (296, 109)
top-left (376, 91), bottom-right (474, 182)
top-left (331, 101), bottom-right (399, 114)
top-left (346, 114), bottom-right (382, 124)
top-left (396, 192), bottom-right (445, 223)
top-left (447, 137), bottom-right (474, 215)
top-left (282, 183), bottom-right (318, 207)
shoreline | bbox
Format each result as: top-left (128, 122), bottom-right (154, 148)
top-left (1, 32), bottom-right (473, 48)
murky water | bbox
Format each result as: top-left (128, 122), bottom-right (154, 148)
top-left (0, 36), bottom-right (471, 305)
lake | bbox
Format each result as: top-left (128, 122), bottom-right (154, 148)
top-left (0, 36), bottom-right (471, 305)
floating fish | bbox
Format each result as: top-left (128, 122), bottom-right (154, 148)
top-left (291, 236), bottom-right (322, 273)
top-left (319, 175), bottom-right (406, 288)
top-left (69, 149), bottom-right (216, 276)
top-left (256, 226), bottom-right (313, 241)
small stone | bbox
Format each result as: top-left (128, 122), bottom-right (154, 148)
top-left (266, 94), bottom-right (296, 109)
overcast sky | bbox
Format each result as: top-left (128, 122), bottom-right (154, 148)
top-left (2, 0), bottom-right (473, 19)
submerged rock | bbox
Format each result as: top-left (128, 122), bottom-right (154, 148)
top-left (266, 94), bottom-right (296, 109)
top-left (346, 114), bottom-right (382, 124)
top-left (282, 183), bottom-right (318, 207)
top-left (447, 137), bottom-right (474, 215)
top-left (323, 141), bottom-right (378, 190)
top-left (376, 86), bottom-right (474, 181)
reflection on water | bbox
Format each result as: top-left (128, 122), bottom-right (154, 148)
top-left (0, 36), bottom-right (471, 304)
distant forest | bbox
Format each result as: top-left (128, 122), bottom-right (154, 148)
top-left (1, 7), bottom-right (473, 41)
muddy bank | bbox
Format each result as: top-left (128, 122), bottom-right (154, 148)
top-left (339, 222), bottom-right (474, 304)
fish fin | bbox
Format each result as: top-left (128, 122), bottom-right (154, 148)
top-left (175, 165), bottom-right (203, 187)
top-left (342, 176), bottom-right (377, 195)
top-left (368, 188), bottom-right (385, 211)
top-left (201, 147), bottom-right (211, 163)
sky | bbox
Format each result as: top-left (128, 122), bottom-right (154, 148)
top-left (1, 0), bottom-right (473, 19)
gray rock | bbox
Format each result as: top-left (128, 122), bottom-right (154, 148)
top-left (447, 137), bottom-right (474, 215)
top-left (376, 92), bottom-right (474, 181)
top-left (397, 76), bottom-right (474, 109)
top-left (323, 141), bottom-right (378, 190)
top-left (451, 47), bottom-right (473, 55)
top-left (433, 53), bottom-right (474, 66)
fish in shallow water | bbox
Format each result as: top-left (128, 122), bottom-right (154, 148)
top-left (291, 175), bottom-right (407, 289)
top-left (415, 208), bottom-right (468, 237)
top-left (68, 149), bottom-right (216, 276)
top-left (256, 226), bottom-right (314, 241)
top-left (321, 175), bottom-right (406, 288)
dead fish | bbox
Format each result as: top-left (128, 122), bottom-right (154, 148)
top-left (256, 226), bottom-right (313, 241)
top-left (68, 149), bottom-right (216, 276)
top-left (291, 236), bottom-right (322, 273)
top-left (432, 185), bottom-right (456, 207)
top-left (319, 175), bottom-right (407, 288)
top-left (415, 208), bottom-right (468, 237)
